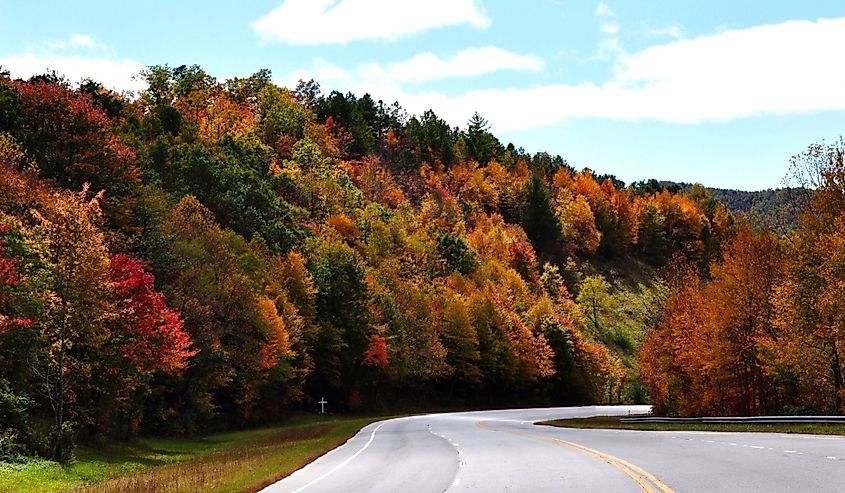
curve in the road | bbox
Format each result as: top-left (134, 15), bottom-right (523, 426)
top-left (263, 405), bottom-right (845, 493)
top-left (476, 419), bottom-right (674, 493)
top-left (288, 421), bottom-right (388, 493)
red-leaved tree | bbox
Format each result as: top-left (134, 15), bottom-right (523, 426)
top-left (104, 253), bottom-right (196, 437)
top-left (110, 253), bottom-right (196, 375)
top-left (362, 334), bottom-right (389, 368)
top-left (0, 223), bottom-right (26, 333)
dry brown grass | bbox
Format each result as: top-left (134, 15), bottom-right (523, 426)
top-left (72, 419), bottom-right (371, 493)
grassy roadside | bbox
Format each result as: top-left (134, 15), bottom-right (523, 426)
top-left (540, 415), bottom-right (845, 436)
top-left (0, 414), bottom-right (387, 493)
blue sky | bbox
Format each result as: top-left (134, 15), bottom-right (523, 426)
top-left (2, 0), bottom-right (844, 190)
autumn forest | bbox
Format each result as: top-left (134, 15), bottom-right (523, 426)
top-left (0, 66), bottom-right (843, 462)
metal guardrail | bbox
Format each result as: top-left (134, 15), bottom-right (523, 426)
top-left (620, 416), bottom-right (845, 424)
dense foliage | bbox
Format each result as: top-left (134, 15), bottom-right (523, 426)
top-left (705, 187), bottom-right (810, 231)
top-left (641, 140), bottom-right (845, 417)
top-left (0, 65), bottom-right (800, 461)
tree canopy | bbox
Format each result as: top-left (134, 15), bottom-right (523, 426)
top-left (1, 67), bottom-right (836, 462)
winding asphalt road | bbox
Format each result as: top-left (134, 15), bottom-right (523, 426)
top-left (261, 406), bottom-right (845, 492)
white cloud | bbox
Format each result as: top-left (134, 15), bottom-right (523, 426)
top-left (1, 34), bottom-right (146, 93)
top-left (385, 46), bottom-right (543, 84)
top-left (41, 33), bottom-right (112, 55)
top-left (68, 33), bottom-right (98, 49)
top-left (253, 0), bottom-right (490, 45)
top-left (595, 2), bottom-right (621, 45)
top-left (282, 45), bottom-right (542, 96)
top-left (1, 54), bottom-right (146, 93)
top-left (644, 25), bottom-right (684, 40)
top-left (595, 2), bottom-right (613, 17)
top-left (600, 23), bottom-right (620, 35)
top-left (595, 38), bottom-right (627, 60)
top-left (284, 17), bottom-right (845, 132)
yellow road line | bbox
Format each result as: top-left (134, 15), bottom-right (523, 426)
top-left (549, 437), bottom-right (674, 493)
top-left (476, 420), bottom-right (674, 493)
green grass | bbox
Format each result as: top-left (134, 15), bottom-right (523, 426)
top-left (540, 415), bottom-right (845, 436)
top-left (0, 414), bottom-right (385, 493)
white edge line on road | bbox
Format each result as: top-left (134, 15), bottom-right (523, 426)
top-left (289, 421), bottom-right (386, 493)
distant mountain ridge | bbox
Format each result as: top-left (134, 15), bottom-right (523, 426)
top-left (678, 183), bottom-right (811, 230)
top-left (628, 178), bottom-right (811, 230)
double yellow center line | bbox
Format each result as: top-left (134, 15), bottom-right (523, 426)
top-left (476, 420), bottom-right (674, 493)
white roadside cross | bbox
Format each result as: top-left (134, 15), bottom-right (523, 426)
top-left (319, 397), bottom-right (327, 414)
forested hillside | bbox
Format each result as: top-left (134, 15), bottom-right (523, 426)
top-left (686, 186), bottom-right (808, 231)
top-left (641, 140), bottom-right (845, 417)
top-left (0, 65), bottom-right (826, 462)
top-left (630, 179), bottom-right (810, 231)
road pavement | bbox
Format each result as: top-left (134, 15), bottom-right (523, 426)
top-left (261, 405), bottom-right (845, 492)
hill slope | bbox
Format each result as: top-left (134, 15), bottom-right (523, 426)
top-left (706, 187), bottom-right (811, 230)
top-left (0, 67), bottom-right (742, 460)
